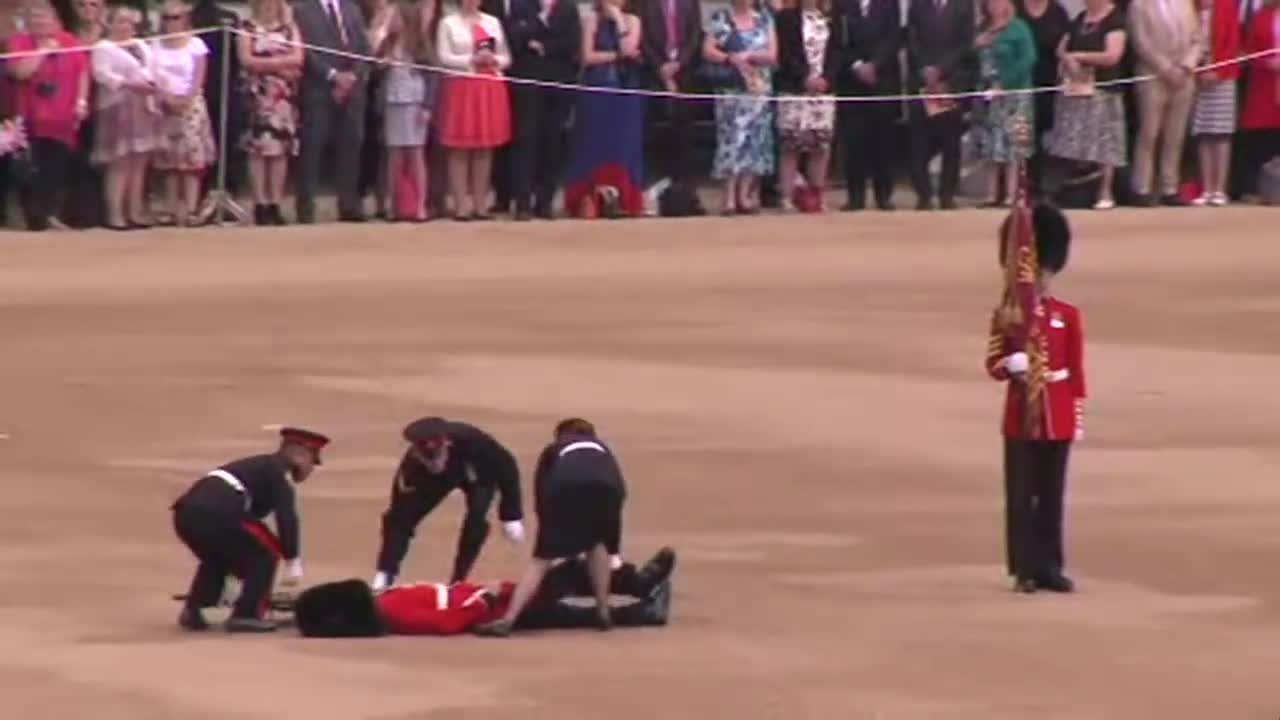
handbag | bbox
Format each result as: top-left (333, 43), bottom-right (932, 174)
top-left (697, 29), bottom-right (746, 90)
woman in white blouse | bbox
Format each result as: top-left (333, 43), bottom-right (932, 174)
top-left (434, 0), bottom-right (512, 220)
top-left (91, 5), bottom-right (159, 229)
top-left (151, 0), bottom-right (216, 226)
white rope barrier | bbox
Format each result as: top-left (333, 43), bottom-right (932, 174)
top-left (1, 23), bottom-right (1276, 104)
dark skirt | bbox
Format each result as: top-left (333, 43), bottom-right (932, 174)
top-left (533, 483), bottom-right (623, 560)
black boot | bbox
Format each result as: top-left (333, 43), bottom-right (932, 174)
top-left (269, 204), bottom-right (286, 225)
top-left (610, 581), bottom-right (671, 627)
top-left (635, 547), bottom-right (677, 596)
top-left (178, 606), bottom-right (209, 631)
top-left (253, 204), bottom-right (268, 226)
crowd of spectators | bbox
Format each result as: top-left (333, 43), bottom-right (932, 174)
top-left (0, 0), bottom-right (1276, 230)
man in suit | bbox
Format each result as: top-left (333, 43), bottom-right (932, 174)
top-left (294, 0), bottom-right (373, 223)
top-left (1128, 0), bottom-right (1201, 206)
top-left (836, 0), bottom-right (901, 211)
top-left (507, 0), bottom-right (581, 219)
top-left (640, 0), bottom-right (705, 194)
top-left (905, 0), bottom-right (975, 210)
top-left (482, 0), bottom-right (519, 214)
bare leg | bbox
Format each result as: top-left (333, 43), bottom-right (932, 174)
top-left (127, 154), bottom-right (151, 224)
top-left (470, 149), bottom-right (493, 217)
top-left (249, 156), bottom-right (267, 205)
top-left (165, 172), bottom-right (182, 224)
top-left (409, 145), bottom-right (427, 220)
top-left (1097, 165), bottom-right (1115, 206)
top-left (182, 173), bottom-right (201, 223)
top-left (385, 147), bottom-right (400, 218)
top-left (448, 149), bottom-right (469, 217)
top-left (808, 146), bottom-right (831, 210)
top-left (720, 177), bottom-right (737, 214)
top-left (1004, 161), bottom-right (1017, 203)
top-left (778, 151), bottom-right (799, 210)
top-left (586, 543), bottom-right (612, 628)
top-left (500, 558), bottom-right (551, 624)
top-left (104, 160), bottom-right (127, 227)
top-left (986, 162), bottom-right (1000, 204)
top-left (1213, 138), bottom-right (1231, 198)
top-left (267, 156), bottom-right (288, 205)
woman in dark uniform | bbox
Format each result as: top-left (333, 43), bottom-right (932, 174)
top-left (474, 417), bottom-right (625, 637)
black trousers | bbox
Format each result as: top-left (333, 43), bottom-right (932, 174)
top-left (173, 505), bottom-right (278, 619)
top-left (491, 81), bottom-right (515, 211)
top-left (0, 155), bottom-right (9, 225)
top-left (1026, 88), bottom-right (1057, 198)
top-left (510, 84), bottom-right (572, 214)
top-left (63, 121), bottom-right (103, 229)
top-left (649, 94), bottom-right (701, 185)
top-left (516, 557), bottom-right (658, 630)
top-left (19, 138), bottom-right (73, 231)
top-left (840, 99), bottom-right (897, 208)
top-left (908, 103), bottom-right (964, 206)
top-left (1003, 438), bottom-right (1071, 581)
top-left (297, 91), bottom-right (366, 222)
top-left (1230, 128), bottom-right (1280, 200)
top-left (376, 481), bottom-right (495, 583)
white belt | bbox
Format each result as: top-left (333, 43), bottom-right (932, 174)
top-left (559, 441), bottom-right (606, 457)
top-left (206, 469), bottom-right (251, 511)
top-left (1045, 369), bottom-right (1070, 383)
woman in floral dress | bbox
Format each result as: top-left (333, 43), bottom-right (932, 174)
top-left (773, 0), bottom-right (839, 211)
top-left (238, 0), bottom-right (303, 225)
top-left (970, 0), bottom-right (1036, 206)
top-left (702, 0), bottom-right (777, 214)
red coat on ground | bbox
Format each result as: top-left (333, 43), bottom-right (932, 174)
top-left (985, 296), bottom-right (1087, 441)
top-left (375, 581), bottom-right (515, 635)
top-left (1241, 5), bottom-right (1280, 130)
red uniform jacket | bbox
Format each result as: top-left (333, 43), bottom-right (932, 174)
top-left (1241, 5), bottom-right (1280, 131)
top-left (985, 297), bottom-right (1087, 441)
top-left (375, 582), bottom-right (515, 635)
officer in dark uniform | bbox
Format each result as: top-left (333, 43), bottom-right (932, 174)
top-left (171, 427), bottom-right (329, 632)
top-left (474, 417), bottom-right (627, 637)
top-left (371, 417), bottom-right (525, 591)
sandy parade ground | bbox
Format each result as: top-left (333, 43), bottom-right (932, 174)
top-left (1, 205), bottom-right (1278, 719)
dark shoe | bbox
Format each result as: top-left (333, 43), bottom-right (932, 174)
top-left (842, 200), bottom-right (865, 212)
top-left (1013, 577), bottom-right (1037, 594)
top-left (514, 208), bottom-right (532, 221)
top-left (915, 198), bottom-right (934, 211)
top-left (1133, 194), bottom-right (1157, 207)
top-left (533, 206), bottom-right (554, 220)
top-left (636, 547), bottom-right (677, 596)
top-left (939, 197), bottom-right (958, 210)
top-left (643, 581), bottom-right (671, 626)
top-left (338, 211), bottom-right (366, 223)
top-left (1160, 193), bottom-right (1188, 207)
top-left (472, 618), bottom-right (514, 637)
top-left (178, 606), bottom-right (209, 631)
top-left (225, 616), bottom-right (278, 633)
top-left (595, 610), bottom-right (613, 632)
top-left (876, 200), bottom-right (895, 211)
top-left (1036, 574), bottom-right (1076, 593)
top-left (268, 204), bottom-right (286, 225)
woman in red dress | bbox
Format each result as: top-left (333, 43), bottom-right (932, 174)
top-left (1237, 0), bottom-right (1280, 199)
top-left (435, 0), bottom-right (512, 220)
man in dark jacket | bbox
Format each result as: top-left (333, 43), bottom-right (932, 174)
top-left (835, 0), bottom-right (901, 210)
top-left (905, 0), bottom-right (976, 209)
top-left (507, 0), bottom-right (581, 219)
top-left (171, 427), bottom-right (329, 632)
top-left (371, 417), bottom-right (525, 590)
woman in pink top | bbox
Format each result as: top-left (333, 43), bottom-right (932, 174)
top-left (4, 0), bottom-right (90, 231)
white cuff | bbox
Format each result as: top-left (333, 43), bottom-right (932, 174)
top-left (609, 554), bottom-right (623, 571)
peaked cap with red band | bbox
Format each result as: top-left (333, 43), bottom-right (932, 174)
top-left (403, 417), bottom-right (452, 451)
top-left (280, 427), bottom-right (330, 465)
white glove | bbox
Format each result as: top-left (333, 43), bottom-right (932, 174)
top-left (1004, 352), bottom-right (1029, 374)
top-left (502, 520), bottom-right (525, 543)
top-left (371, 571), bottom-right (392, 593)
top-left (281, 558), bottom-right (304, 586)
top-left (219, 576), bottom-right (242, 607)
top-left (609, 554), bottom-right (623, 571)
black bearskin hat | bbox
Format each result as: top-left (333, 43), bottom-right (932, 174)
top-left (998, 203), bottom-right (1073, 274)
top-left (294, 579), bottom-right (387, 638)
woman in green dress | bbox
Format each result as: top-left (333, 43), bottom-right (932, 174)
top-left (972, 0), bottom-right (1037, 206)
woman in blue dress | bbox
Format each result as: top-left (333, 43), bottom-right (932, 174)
top-left (563, 0), bottom-right (646, 218)
top-left (701, 0), bottom-right (777, 214)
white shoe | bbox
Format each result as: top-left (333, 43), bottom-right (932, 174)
top-left (371, 572), bottom-right (392, 593)
top-left (1209, 193), bottom-right (1228, 207)
top-left (1191, 194), bottom-right (1211, 206)
top-left (1093, 198), bottom-right (1115, 210)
